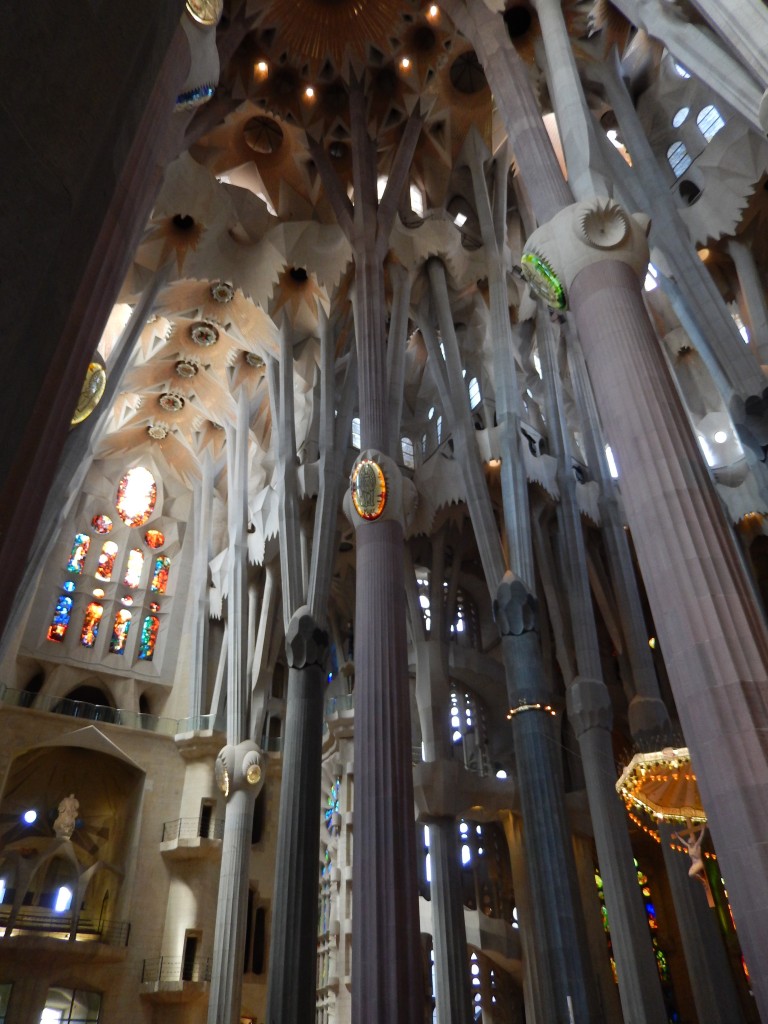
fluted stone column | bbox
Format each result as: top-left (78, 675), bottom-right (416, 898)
top-left (348, 450), bottom-right (423, 1024)
top-left (729, 238), bottom-right (768, 366)
top-left (525, 198), bottom-right (768, 1019)
top-left (495, 576), bottom-right (593, 1024)
top-left (427, 817), bottom-right (474, 1024)
top-left (659, 823), bottom-right (746, 1024)
top-left (208, 742), bottom-right (265, 1024)
top-left (266, 608), bottom-right (328, 1024)
top-left (568, 679), bottom-right (668, 1024)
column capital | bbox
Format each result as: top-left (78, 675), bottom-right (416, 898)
top-left (566, 676), bottom-right (613, 737)
top-left (493, 571), bottom-right (538, 637)
top-left (285, 606), bottom-right (329, 669)
top-left (343, 448), bottom-right (417, 531)
top-left (215, 740), bottom-right (265, 800)
top-left (521, 197), bottom-right (650, 310)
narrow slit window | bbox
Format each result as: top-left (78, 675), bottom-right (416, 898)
top-left (401, 437), bottom-right (415, 469)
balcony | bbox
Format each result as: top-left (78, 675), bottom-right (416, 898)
top-left (160, 818), bottom-right (223, 861)
top-left (0, 907), bottom-right (129, 964)
top-left (0, 684), bottom-right (223, 737)
top-left (140, 956), bottom-right (212, 1004)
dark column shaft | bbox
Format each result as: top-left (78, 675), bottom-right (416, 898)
top-left (428, 817), bottom-right (474, 1023)
top-left (267, 656), bottom-right (326, 1024)
top-left (351, 520), bottom-right (423, 1024)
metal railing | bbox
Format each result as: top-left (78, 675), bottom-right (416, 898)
top-left (141, 956), bottom-right (212, 984)
top-left (0, 684), bottom-right (223, 738)
top-left (0, 908), bottom-right (130, 946)
top-left (162, 817), bottom-right (224, 842)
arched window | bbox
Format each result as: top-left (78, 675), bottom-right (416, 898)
top-left (468, 376), bottom-right (481, 409)
top-left (150, 556), bottom-right (171, 594)
top-left (697, 104), bottom-right (725, 141)
top-left (80, 602), bottom-right (104, 648)
top-left (671, 106), bottom-right (689, 128)
top-left (95, 541), bottom-right (119, 582)
top-left (351, 417), bottom-right (361, 450)
top-left (109, 610), bottom-right (132, 655)
top-left (67, 534), bottom-right (90, 574)
top-left (401, 437), bottom-right (415, 469)
top-left (667, 141), bottom-right (691, 178)
top-left (47, 593), bottom-right (73, 643)
top-left (436, 415), bottom-right (443, 444)
top-left (138, 615), bottom-right (159, 661)
top-left (123, 548), bottom-right (144, 588)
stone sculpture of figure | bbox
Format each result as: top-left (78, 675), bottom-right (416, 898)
top-left (675, 818), bottom-right (706, 878)
top-left (674, 818), bottom-right (715, 906)
top-left (53, 793), bottom-right (79, 840)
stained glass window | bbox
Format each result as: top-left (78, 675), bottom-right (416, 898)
top-left (80, 602), bottom-right (104, 648)
top-left (150, 556), bottom-right (171, 594)
top-left (67, 534), bottom-right (90, 574)
top-left (109, 609), bottom-right (132, 655)
top-left (47, 594), bottom-right (73, 643)
top-left (145, 529), bottom-right (165, 548)
top-left (120, 595), bottom-right (134, 607)
top-left (138, 615), bottom-right (159, 661)
top-left (91, 514), bottom-right (113, 534)
top-left (115, 467), bottom-right (157, 527)
top-left (324, 778), bottom-right (341, 835)
top-left (63, 581), bottom-right (76, 593)
top-left (123, 549), bottom-right (144, 588)
top-left (95, 541), bottom-right (119, 582)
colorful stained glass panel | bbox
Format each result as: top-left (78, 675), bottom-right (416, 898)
top-left (67, 534), bottom-right (90, 574)
top-left (47, 594), bottom-right (73, 643)
top-left (109, 609), bottom-right (132, 654)
top-left (80, 602), bottom-right (104, 648)
top-left (150, 556), bottom-right (171, 594)
top-left (91, 514), bottom-right (113, 534)
top-left (123, 548), bottom-right (144, 588)
top-left (145, 529), bottom-right (165, 549)
top-left (138, 615), bottom-right (159, 661)
top-left (115, 467), bottom-right (157, 527)
top-left (95, 541), bottom-right (119, 581)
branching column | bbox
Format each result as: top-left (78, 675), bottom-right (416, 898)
top-left (309, 84), bottom-right (426, 1024)
top-left (538, 316), bottom-right (668, 1024)
top-left (541, 216), bottom-right (768, 1019)
top-left (266, 611), bottom-right (329, 1024)
top-left (208, 390), bottom-right (262, 1024)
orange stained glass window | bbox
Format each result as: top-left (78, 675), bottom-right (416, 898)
top-left (109, 609), bottom-right (132, 655)
top-left (150, 556), bottom-right (171, 594)
top-left (95, 541), bottom-right (119, 582)
top-left (80, 602), bottom-right (104, 648)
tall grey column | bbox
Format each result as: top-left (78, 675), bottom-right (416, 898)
top-left (428, 817), bottom-right (474, 1024)
top-left (266, 609), bottom-right (328, 1024)
top-left (542, 215), bottom-right (768, 1019)
top-left (189, 450), bottom-right (214, 721)
top-left (208, 390), bottom-right (261, 1024)
top-left (538, 315), bottom-right (667, 1024)
top-left (659, 824), bottom-right (746, 1024)
top-left (495, 577), bottom-right (593, 1024)
top-left (728, 238), bottom-right (768, 366)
